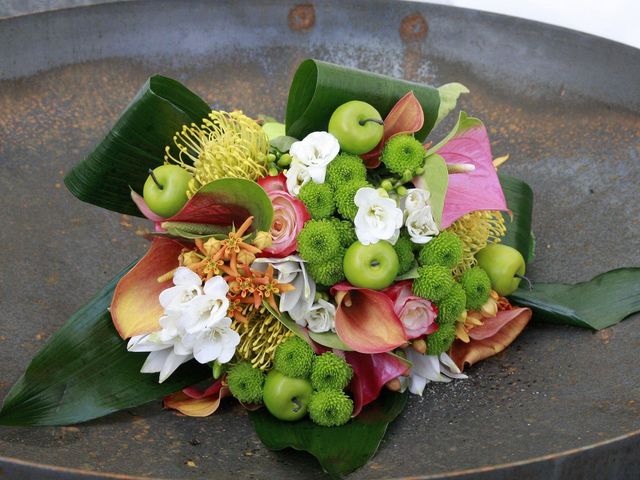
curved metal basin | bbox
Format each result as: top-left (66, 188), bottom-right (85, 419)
top-left (0, 1), bottom-right (638, 478)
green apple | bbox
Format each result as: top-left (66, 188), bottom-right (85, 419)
top-left (263, 370), bottom-right (312, 421)
top-left (143, 164), bottom-right (192, 218)
top-left (343, 240), bottom-right (399, 290)
top-left (261, 121), bottom-right (286, 140)
top-left (475, 244), bottom-right (526, 296)
top-left (328, 100), bottom-right (384, 154)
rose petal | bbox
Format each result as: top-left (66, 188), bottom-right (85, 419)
top-left (331, 283), bottom-right (407, 354)
top-left (111, 238), bottom-right (186, 339)
top-left (449, 307), bottom-right (532, 371)
top-left (257, 173), bottom-right (288, 194)
top-left (361, 91), bottom-right (425, 168)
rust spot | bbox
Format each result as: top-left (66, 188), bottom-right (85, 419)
top-left (597, 329), bottom-right (613, 344)
top-left (288, 4), bottom-right (315, 32)
top-left (400, 13), bottom-right (428, 42)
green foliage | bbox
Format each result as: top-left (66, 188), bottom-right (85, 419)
top-left (380, 135), bottom-right (425, 176)
top-left (393, 234), bottom-right (416, 275)
top-left (412, 265), bottom-right (455, 302)
top-left (326, 153), bottom-right (367, 189)
top-left (298, 182), bottom-right (336, 219)
top-left (426, 321), bottom-right (457, 355)
top-left (330, 218), bottom-right (357, 248)
top-left (273, 336), bottom-right (315, 379)
top-left (335, 179), bottom-right (370, 220)
top-left (310, 352), bottom-right (353, 391)
top-left (227, 363), bottom-right (265, 404)
top-left (307, 256), bottom-right (346, 286)
top-left (297, 219), bottom-right (342, 263)
top-left (460, 267), bottom-right (492, 310)
top-left (309, 390), bottom-right (354, 427)
top-left (436, 282), bottom-right (467, 325)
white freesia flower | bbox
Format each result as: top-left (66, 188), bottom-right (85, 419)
top-left (303, 299), bottom-right (336, 333)
top-left (252, 255), bottom-right (315, 324)
top-left (284, 161), bottom-right (311, 196)
top-left (289, 131), bottom-right (340, 184)
top-left (405, 349), bottom-right (467, 396)
top-left (405, 207), bottom-right (439, 244)
top-left (127, 267), bottom-right (239, 383)
top-left (403, 188), bottom-right (431, 214)
top-left (354, 187), bottom-right (403, 245)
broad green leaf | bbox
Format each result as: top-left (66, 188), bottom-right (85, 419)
top-left (159, 222), bottom-right (231, 240)
top-left (270, 135), bottom-right (298, 153)
top-left (509, 268), bottom-right (640, 330)
top-left (0, 261), bottom-right (210, 426)
top-left (64, 75), bottom-right (211, 216)
top-left (249, 389), bottom-right (408, 478)
top-left (308, 331), bottom-right (353, 352)
top-left (426, 110), bottom-right (482, 155)
top-left (286, 59), bottom-right (440, 141)
top-left (419, 153), bottom-right (448, 226)
top-left (499, 174), bottom-right (535, 263)
top-left (435, 82), bottom-right (469, 128)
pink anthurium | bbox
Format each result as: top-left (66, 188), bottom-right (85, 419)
top-left (331, 283), bottom-right (407, 354)
top-left (449, 307), bottom-right (532, 371)
top-left (345, 351), bottom-right (409, 416)
top-left (361, 91), bottom-right (425, 168)
top-left (111, 237), bottom-right (186, 339)
top-left (421, 112), bottom-right (509, 228)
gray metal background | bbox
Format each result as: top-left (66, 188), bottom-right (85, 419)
top-left (0, 1), bottom-right (639, 478)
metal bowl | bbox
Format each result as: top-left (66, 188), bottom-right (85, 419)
top-left (0, 1), bottom-right (639, 478)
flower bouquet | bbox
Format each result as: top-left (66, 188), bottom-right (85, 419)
top-left (1, 59), bottom-right (638, 477)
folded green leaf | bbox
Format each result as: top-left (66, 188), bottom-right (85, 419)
top-left (64, 75), bottom-right (211, 217)
top-left (0, 261), bottom-right (210, 426)
top-left (286, 59), bottom-right (440, 141)
top-left (499, 174), bottom-right (535, 263)
top-left (249, 389), bottom-right (407, 478)
top-left (434, 82), bottom-right (469, 128)
top-left (509, 268), bottom-right (640, 330)
top-left (418, 153), bottom-right (448, 227)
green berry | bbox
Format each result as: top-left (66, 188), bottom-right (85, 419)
top-left (435, 282), bottom-right (466, 325)
top-left (329, 218), bottom-right (357, 248)
top-left (298, 182), bottom-right (336, 220)
top-left (277, 153), bottom-right (292, 167)
top-left (418, 231), bottom-right (464, 269)
top-left (380, 135), bottom-right (425, 176)
top-left (227, 363), bottom-right (265, 404)
top-left (335, 179), bottom-right (370, 220)
top-left (412, 265), bottom-right (455, 302)
top-left (393, 234), bottom-right (416, 275)
top-left (460, 267), bottom-right (492, 310)
top-left (310, 352), bottom-right (353, 391)
top-left (325, 153), bottom-right (367, 189)
top-left (273, 336), bottom-right (315, 378)
top-left (309, 390), bottom-right (354, 427)
top-left (426, 321), bottom-right (457, 355)
top-left (297, 219), bottom-right (341, 263)
top-left (307, 255), bottom-right (346, 286)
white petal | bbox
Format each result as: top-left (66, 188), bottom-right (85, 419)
top-left (140, 349), bottom-right (170, 373)
top-left (193, 337), bottom-right (223, 364)
top-left (354, 187), bottom-right (378, 206)
top-left (203, 276), bottom-right (229, 299)
top-left (172, 267), bottom-right (202, 287)
top-left (159, 352), bottom-right (192, 383)
top-left (408, 374), bottom-right (427, 396)
top-left (128, 333), bottom-right (167, 352)
top-left (307, 165), bottom-right (327, 184)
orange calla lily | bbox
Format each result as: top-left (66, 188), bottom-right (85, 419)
top-left (164, 380), bottom-right (231, 417)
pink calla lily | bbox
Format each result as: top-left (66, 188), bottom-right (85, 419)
top-left (331, 283), bottom-right (408, 354)
top-left (361, 91), bottom-right (425, 168)
top-left (164, 379), bottom-right (231, 417)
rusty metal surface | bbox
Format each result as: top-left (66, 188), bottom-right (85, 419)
top-left (0, 1), bottom-right (639, 478)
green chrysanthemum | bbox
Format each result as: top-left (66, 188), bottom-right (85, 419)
top-left (412, 265), bottom-right (455, 302)
top-left (307, 255), bottom-right (346, 286)
top-left (435, 282), bottom-right (467, 325)
top-left (460, 267), bottom-right (492, 310)
top-left (309, 390), bottom-right (354, 427)
top-left (418, 231), bottom-right (464, 269)
top-left (325, 153), bottom-right (367, 189)
top-left (426, 321), bottom-right (457, 356)
top-left (273, 336), bottom-right (315, 379)
top-left (335, 179), bottom-right (370, 220)
top-left (393, 234), bottom-right (416, 275)
top-left (298, 182), bottom-right (336, 220)
top-left (310, 352), bottom-right (353, 391)
top-left (227, 362), bottom-right (265, 404)
top-left (380, 134), bottom-right (425, 176)
top-left (297, 219), bottom-right (342, 263)
top-left (330, 218), bottom-right (357, 248)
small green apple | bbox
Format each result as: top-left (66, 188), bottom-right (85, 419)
top-left (328, 100), bottom-right (384, 154)
top-left (143, 164), bottom-right (192, 218)
top-left (263, 370), bottom-right (312, 421)
top-left (343, 240), bottom-right (399, 290)
top-left (475, 244), bottom-right (526, 296)
top-left (261, 122), bottom-right (286, 140)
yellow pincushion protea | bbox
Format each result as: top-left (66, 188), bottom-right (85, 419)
top-left (231, 307), bottom-right (293, 371)
top-left (446, 210), bottom-right (507, 276)
top-left (165, 110), bottom-right (270, 197)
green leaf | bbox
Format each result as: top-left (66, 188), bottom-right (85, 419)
top-left (249, 389), bottom-right (408, 478)
top-left (308, 331), bottom-right (353, 352)
top-left (427, 110), bottom-right (482, 155)
top-left (499, 174), bottom-right (535, 263)
top-left (419, 153), bottom-right (449, 226)
top-left (286, 59), bottom-right (440, 142)
top-left (0, 261), bottom-right (210, 426)
top-left (64, 75), bottom-right (211, 217)
top-left (270, 135), bottom-right (298, 153)
top-left (509, 268), bottom-right (640, 330)
top-left (435, 83), bottom-right (469, 128)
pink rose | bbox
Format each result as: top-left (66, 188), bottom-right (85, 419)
top-left (259, 174), bottom-right (310, 257)
top-left (384, 281), bottom-right (438, 339)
